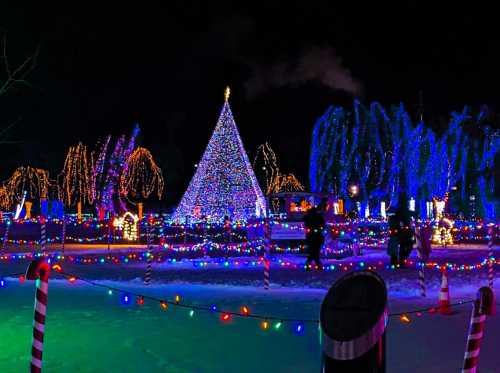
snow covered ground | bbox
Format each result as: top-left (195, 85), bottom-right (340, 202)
top-left (0, 244), bottom-right (498, 372)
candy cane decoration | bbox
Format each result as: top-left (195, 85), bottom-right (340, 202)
top-left (144, 217), bottom-right (153, 285)
top-left (2, 214), bottom-right (11, 249)
top-left (462, 286), bottom-right (495, 373)
top-left (487, 225), bottom-right (494, 289)
top-left (40, 218), bottom-right (47, 252)
top-left (26, 259), bottom-right (51, 373)
top-left (263, 219), bottom-right (271, 290)
top-left (61, 215), bottom-right (66, 254)
top-left (418, 263), bottom-right (426, 297)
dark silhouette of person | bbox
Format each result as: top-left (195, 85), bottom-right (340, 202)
top-left (387, 214), bottom-right (400, 266)
top-left (417, 220), bottom-right (432, 261)
top-left (394, 193), bottom-right (415, 266)
top-left (303, 206), bottom-right (325, 270)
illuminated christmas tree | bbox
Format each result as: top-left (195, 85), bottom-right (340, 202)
top-left (173, 88), bottom-right (266, 222)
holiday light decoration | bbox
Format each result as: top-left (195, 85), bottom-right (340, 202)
top-left (4, 166), bottom-right (50, 204)
top-left (432, 217), bottom-right (454, 245)
top-left (93, 126), bottom-right (140, 215)
top-left (113, 211), bottom-right (139, 241)
top-left (0, 213), bottom-right (492, 248)
top-left (254, 142), bottom-right (304, 195)
top-left (89, 136), bottom-right (111, 204)
top-left (6, 267), bottom-right (476, 337)
top-left (14, 190), bottom-right (27, 219)
top-left (0, 185), bottom-right (10, 210)
top-left (310, 102), bottom-right (499, 219)
top-left (290, 199), bottom-right (312, 212)
top-left (253, 142), bottom-right (279, 195)
top-left (272, 174), bottom-right (305, 193)
top-left (173, 88), bottom-right (266, 222)
top-left (59, 142), bottom-right (93, 207)
top-left (120, 147), bottom-right (164, 200)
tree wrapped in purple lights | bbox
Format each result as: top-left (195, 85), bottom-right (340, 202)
top-left (92, 125), bottom-right (140, 216)
top-left (310, 101), bottom-right (499, 219)
top-left (173, 88), bottom-right (266, 223)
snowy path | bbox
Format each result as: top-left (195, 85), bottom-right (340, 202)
top-left (0, 245), bottom-right (498, 372)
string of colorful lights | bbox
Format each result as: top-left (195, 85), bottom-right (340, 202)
top-left (0, 249), bottom-right (496, 275)
top-left (0, 215), bottom-right (495, 245)
top-left (0, 269), bottom-right (480, 332)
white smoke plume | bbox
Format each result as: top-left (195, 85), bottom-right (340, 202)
top-left (245, 46), bottom-right (362, 97)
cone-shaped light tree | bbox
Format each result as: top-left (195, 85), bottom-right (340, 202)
top-left (173, 87), bottom-right (266, 222)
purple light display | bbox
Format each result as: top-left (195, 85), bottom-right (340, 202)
top-left (173, 88), bottom-right (266, 223)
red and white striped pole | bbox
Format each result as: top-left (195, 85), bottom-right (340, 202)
top-left (61, 215), bottom-right (66, 254)
top-left (487, 225), bottom-right (494, 289)
top-left (263, 219), bottom-right (271, 290)
top-left (26, 259), bottom-right (51, 373)
top-left (144, 216), bottom-right (153, 285)
top-left (40, 217), bottom-right (47, 253)
top-left (462, 286), bottom-right (495, 373)
top-left (418, 263), bottom-right (426, 297)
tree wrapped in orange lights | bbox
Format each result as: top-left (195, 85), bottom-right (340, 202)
top-left (59, 142), bottom-right (93, 207)
top-left (0, 185), bottom-right (10, 210)
top-left (253, 142), bottom-right (280, 195)
top-left (120, 147), bottom-right (164, 200)
top-left (253, 142), bottom-right (304, 194)
top-left (4, 166), bottom-right (49, 204)
top-left (271, 174), bottom-right (305, 193)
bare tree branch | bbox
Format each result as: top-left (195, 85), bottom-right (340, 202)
top-left (0, 33), bottom-right (39, 143)
top-left (0, 37), bottom-right (39, 95)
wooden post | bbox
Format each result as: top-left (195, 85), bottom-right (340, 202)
top-left (77, 201), bottom-right (82, 224)
top-left (25, 201), bottom-right (33, 219)
top-left (138, 202), bottom-right (143, 220)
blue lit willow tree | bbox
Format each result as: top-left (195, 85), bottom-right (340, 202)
top-left (310, 101), bottom-right (499, 219)
top-left (173, 88), bottom-right (266, 223)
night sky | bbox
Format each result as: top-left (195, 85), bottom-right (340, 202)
top-left (1, 3), bottom-right (499, 207)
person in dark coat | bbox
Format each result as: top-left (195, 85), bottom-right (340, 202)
top-left (416, 220), bottom-right (432, 261)
top-left (387, 214), bottom-right (400, 266)
top-left (394, 193), bottom-right (415, 266)
top-left (303, 206), bottom-right (325, 270)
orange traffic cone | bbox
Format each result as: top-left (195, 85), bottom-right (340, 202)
top-left (438, 268), bottom-right (452, 315)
